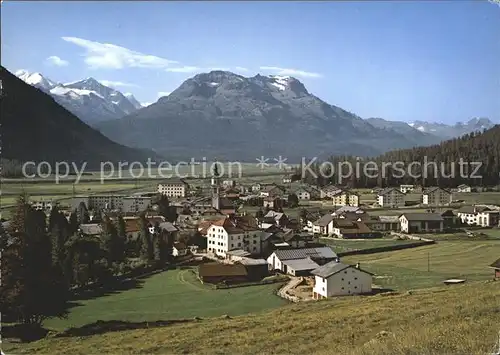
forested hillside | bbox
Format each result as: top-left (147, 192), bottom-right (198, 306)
top-left (299, 125), bottom-right (500, 188)
top-left (0, 67), bottom-right (159, 170)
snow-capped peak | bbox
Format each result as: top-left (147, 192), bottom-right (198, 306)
top-left (16, 70), bottom-right (143, 125)
top-left (269, 75), bottom-right (292, 91)
top-left (123, 92), bottom-right (142, 109)
top-left (15, 70), bottom-right (57, 90)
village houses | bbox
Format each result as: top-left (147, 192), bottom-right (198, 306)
top-left (157, 179), bottom-right (189, 198)
top-left (206, 217), bottom-right (263, 257)
top-left (377, 188), bottom-right (405, 208)
top-left (457, 205), bottom-right (500, 227)
top-left (267, 247), bottom-right (339, 276)
top-left (331, 189), bottom-right (360, 207)
top-left (312, 262), bottom-right (373, 299)
top-left (399, 213), bottom-right (444, 233)
top-left (399, 184), bottom-right (415, 194)
top-left (457, 184), bottom-right (472, 193)
top-left (422, 187), bottom-right (453, 206)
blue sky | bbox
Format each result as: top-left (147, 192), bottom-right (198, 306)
top-left (2, 1), bottom-right (499, 123)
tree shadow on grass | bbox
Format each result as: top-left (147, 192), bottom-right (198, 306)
top-left (69, 277), bottom-right (146, 303)
top-left (370, 287), bottom-right (396, 295)
top-left (2, 323), bottom-right (49, 343)
top-left (55, 318), bottom-right (194, 338)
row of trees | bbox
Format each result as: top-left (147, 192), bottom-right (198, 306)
top-left (0, 194), bottom-right (177, 326)
top-left (296, 127), bottom-right (500, 188)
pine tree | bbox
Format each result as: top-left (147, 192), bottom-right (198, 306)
top-left (1, 194), bottom-right (68, 325)
top-left (139, 213), bottom-right (153, 261)
top-left (48, 207), bottom-right (70, 265)
top-left (69, 210), bottom-right (79, 235)
top-left (77, 202), bottom-right (90, 224)
top-left (92, 208), bottom-right (103, 223)
top-left (157, 194), bottom-right (178, 222)
top-left (101, 215), bottom-right (124, 263)
top-left (116, 212), bottom-right (127, 239)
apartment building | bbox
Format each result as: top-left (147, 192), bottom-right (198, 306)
top-left (332, 190), bottom-right (359, 207)
top-left (422, 187), bottom-right (452, 206)
top-left (122, 196), bottom-right (152, 213)
top-left (157, 179), bottom-right (189, 198)
top-left (88, 195), bottom-right (125, 210)
top-left (206, 217), bottom-right (262, 257)
top-left (377, 188), bottom-right (405, 208)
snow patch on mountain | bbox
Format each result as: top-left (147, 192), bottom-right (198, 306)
top-left (16, 71), bottom-right (142, 125)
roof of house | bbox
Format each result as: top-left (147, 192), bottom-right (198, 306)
top-left (198, 263), bottom-right (248, 278)
top-left (273, 247), bottom-right (337, 261)
top-left (210, 217), bottom-right (260, 235)
top-left (124, 216), bottom-right (166, 234)
top-left (282, 257), bottom-right (320, 271)
top-left (457, 205), bottom-right (491, 214)
top-left (334, 206), bottom-right (364, 215)
top-left (441, 210), bottom-right (456, 217)
top-left (377, 215), bottom-right (400, 223)
top-left (261, 184), bottom-right (284, 193)
top-left (314, 214), bottom-right (334, 227)
top-left (311, 261), bottom-right (374, 278)
top-left (378, 187), bottom-right (404, 196)
top-left (226, 249), bottom-right (251, 257)
top-left (303, 210), bottom-right (323, 222)
top-left (173, 241), bottom-right (186, 250)
top-left (423, 186), bottom-right (451, 195)
top-left (79, 223), bottom-right (102, 236)
top-left (198, 220), bottom-right (216, 234)
top-left (264, 210), bottom-right (286, 220)
top-left (261, 232), bottom-right (274, 241)
top-left (489, 258), bottom-right (500, 269)
top-left (337, 221), bottom-right (373, 234)
top-left (159, 222), bottom-right (178, 233)
top-left (158, 178), bottom-right (187, 186)
top-left (237, 258), bottom-right (267, 266)
top-left (321, 185), bottom-right (343, 193)
top-left (331, 218), bottom-right (355, 227)
top-left (337, 212), bottom-right (371, 222)
top-left (400, 213), bottom-right (444, 222)
top-left (283, 232), bottom-right (312, 242)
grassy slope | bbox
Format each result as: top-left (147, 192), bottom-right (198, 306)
top-left (343, 240), bottom-right (500, 290)
top-left (320, 238), bottom-right (423, 253)
top-left (6, 281), bottom-right (500, 355)
top-left (43, 268), bottom-right (287, 331)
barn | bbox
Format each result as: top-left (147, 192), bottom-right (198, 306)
top-left (198, 263), bottom-right (248, 284)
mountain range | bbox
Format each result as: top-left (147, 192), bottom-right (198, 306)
top-left (15, 70), bottom-right (143, 126)
top-left (408, 117), bottom-right (495, 139)
top-left (15, 70), bottom-right (496, 162)
top-left (94, 71), bottom-right (495, 161)
top-left (2, 66), bottom-right (157, 168)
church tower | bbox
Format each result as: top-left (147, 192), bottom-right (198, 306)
top-left (211, 163), bottom-right (221, 210)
